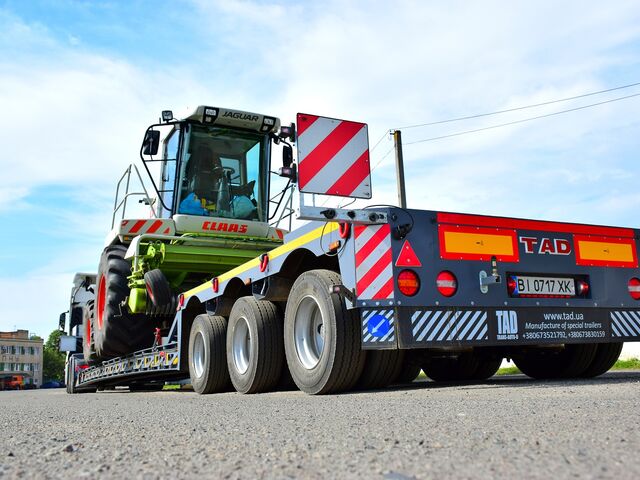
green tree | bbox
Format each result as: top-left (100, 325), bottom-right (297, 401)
top-left (43, 330), bottom-right (65, 382)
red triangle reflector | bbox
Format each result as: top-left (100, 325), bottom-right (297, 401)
top-left (396, 240), bottom-right (422, 267)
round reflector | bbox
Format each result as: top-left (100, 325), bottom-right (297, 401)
top-left (628, 278), bottom-right (640, 300)
top-left (577, 279), bottom-right (590, 297)
top-left (436, 271), bottom-right (458, 297)
top-left (397, 269), bottom-right (420, 297)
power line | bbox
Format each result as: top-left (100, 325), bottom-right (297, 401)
top-left (403, 91), bottom-right (640, 146)
top-left (396, 81), bottom-right (640, 130)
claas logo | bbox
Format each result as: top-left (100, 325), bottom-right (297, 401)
top-left (202, 221), bottom-right (248, 233)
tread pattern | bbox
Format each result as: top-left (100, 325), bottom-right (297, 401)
top-left (357, 350), bottom-right (405, 390)
top-left (189, 314), bottom-right (231, 394)
top-left (227, 297), bottom-right (284, 394)
top-left (581, 342), bottom-right (623, 378)
top-left (284, 270), bottom-right (365, 395)
top-left (82, 300), bottom-right (96, 361)
top-left (514, 344), bottom-right (598, 379)
top-left (94, 245), bottom-right (154, 359)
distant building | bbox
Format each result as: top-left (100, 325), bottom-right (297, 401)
top-left (0, 330), bottom-right (44, 387)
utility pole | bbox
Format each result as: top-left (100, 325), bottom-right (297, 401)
top-left (392, 130), bottom-right (407, 208)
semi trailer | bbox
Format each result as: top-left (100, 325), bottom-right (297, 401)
top-left (60, 105), bottom-right (639, 394)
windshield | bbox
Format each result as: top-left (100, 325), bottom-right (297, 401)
top-left (177, 125), bottom-right (269, 222)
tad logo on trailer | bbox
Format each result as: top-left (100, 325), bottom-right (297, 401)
top-left (519, 236), bottom-right (571, 255)
top-left (496, 310), bottom-right (519, 340)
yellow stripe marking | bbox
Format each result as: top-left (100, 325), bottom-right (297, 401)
top-left (184, 223), bottom-right (340, 298)
top-left (577, 240), bottom-right (634, 262)
top-left (444, 231), bottom-right (514, 256)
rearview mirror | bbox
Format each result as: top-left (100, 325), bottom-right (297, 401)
top-left (282, 143), bottom-right (293, 168)
top-left (143, 130), bottom-right (160, 156)
top-left (58, 312), bottom-right (66, 331)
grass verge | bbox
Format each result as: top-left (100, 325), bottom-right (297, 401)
top-left (496, 357), bottom-right (640, 375)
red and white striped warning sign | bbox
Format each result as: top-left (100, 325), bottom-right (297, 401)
top-left (296, 113), bottom-right (371, 199)
top-left (120, 219), bottom-right (175, 236)
top-left (354, 224), bottom-right (394, 299)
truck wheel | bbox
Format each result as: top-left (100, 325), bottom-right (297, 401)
top-left (514, 344), bottom-right (598, 379)
top-left (82, 300), bottom-right (97, 361)
top-left (395, 350), bottom-right (423, 384)
top-left (423, 353), bottom-right (480, 381)
top-left (581, 343), bottom-right (623, 378)
top-left (66, 357), bottom-right (75, 394)
top-left (94, 245), bottom-right (153, 359)
top-left (226, 297), bottom-right (284, 394)
top-left (356, 350), bottom-right (404, 390)
top-left (472, 356), bottom-right (502, 380)
top-left (284, 270), bottom-right (365, 394)
top-left (189, 314), bottom-right (231, 394)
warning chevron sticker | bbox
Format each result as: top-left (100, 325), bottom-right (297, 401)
top-left (296, 113), bottom-right (371, 199)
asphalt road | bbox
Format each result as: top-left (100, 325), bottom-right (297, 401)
top-left (1, 372), bottom-right (640, 479)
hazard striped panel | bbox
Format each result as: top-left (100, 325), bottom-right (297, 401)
top-left (354, 224), bottom-right (394, 300)
top-left (120, 219), bottom-right (175, 237)
top-left (574, 235), bottom-right (638, 268)
top-left (438, 224), bottom-right (519, 262)
top-left (410, 310), bottom-right (489, 343)
top-left (361, 309), bottom-right (396, 346)
top-left (610, 311), bottom-right (640, 337)
top-left (296, 113), bottom-right (371, 199)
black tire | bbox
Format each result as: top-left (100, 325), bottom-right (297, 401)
top-left (423, 353), bottom-right (480, 382)
top-left (94, 245), bottom-right (153, 359)
top-left (357, 350), bottom-right (404, 390)
top-left (144, 269), bottom-right (173, 307)
top-left (226, 297), bottom-right (284, 394)
top-left (189, 314), bottom-right (231, 394)
top-left (581, 343), bottom-right (623, 378)
top-left (395, 350), bottom-right (423, 384)
top-left (472, 356), bottom-right (502, 380)
top-left (82, 300), bottom-right (96, 361)
top-left (514, 344), bottom-right (598, 379)
top-left (284, 270), bottom-right (365, 395)
top-left (129, 382), bottom-right (165, 392)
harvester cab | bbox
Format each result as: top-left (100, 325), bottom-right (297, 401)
top-left (87, 105), bottom-right (295, 361)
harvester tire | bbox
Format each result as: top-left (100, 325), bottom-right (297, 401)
top-left (82, 300), bottom-right (96, 361)
top-left (356, 350), bottom-right (405, 390)
top-left (284, 270), bottom-right (365, 395)
top-left (514, 344), bottom-right (598, 379)
top-left (226, 297), bottom-right (284, 394)
top-left (581, 342), bottom-right (623, 378)
top-left (189, 314), bottom-right (231, 394)
top-left (144, 269), bottom-right (173, 308)
top-left (93, 245), bottom-right (153, 359)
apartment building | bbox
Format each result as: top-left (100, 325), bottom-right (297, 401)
top-left (0, 330), bottom-right (44, 387)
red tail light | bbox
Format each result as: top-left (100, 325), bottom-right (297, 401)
top-left (436, 271), bottom-right (457, 297)
top-left (397, 269), bottom-right (420, 296)
top-left (177, 294), bottom-right (185, 310)
top-left (629, 278), bottom-right (640, 300)
top-left (577, 279), bottom-right (590, 297)
top-left (507, 276), bottom-right (517, 296)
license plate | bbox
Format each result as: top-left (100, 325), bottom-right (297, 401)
top-left (510, 275), bottom-right (575, 297)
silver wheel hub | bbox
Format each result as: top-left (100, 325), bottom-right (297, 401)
top-left (193, 331), bottom-right (205, 378)
top-left (294, 296), bottom-right (325, 369)
top-left (232, 316), bottom-right (251, 375)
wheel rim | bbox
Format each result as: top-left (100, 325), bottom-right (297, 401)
top-left (192, 331), bottom-right (206, 378)
top-left (97, 276), bottom-right (106, 330)
top-left (232, 317), bottom-right (251, 375)
top-left (294, 295), bottom-right (325, 370)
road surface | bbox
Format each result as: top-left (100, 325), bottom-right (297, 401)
top-left (1, 372), bottom-right (640, 479)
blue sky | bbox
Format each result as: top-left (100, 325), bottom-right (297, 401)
top-left (1, 0), bottom-right (639, 337)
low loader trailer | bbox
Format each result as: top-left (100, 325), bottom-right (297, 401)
top-left (61, 107), bottom-right (640, 395)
